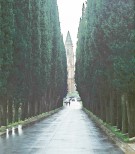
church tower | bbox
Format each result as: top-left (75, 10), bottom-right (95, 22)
top-left (65, 31), bottom-right (75, 93)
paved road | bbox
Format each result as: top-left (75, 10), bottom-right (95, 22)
top-left (0, 104), bottom-right (124, 154)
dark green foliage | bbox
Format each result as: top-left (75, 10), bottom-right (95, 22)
top-left (0, 0), bottom-right (14, 126)
top-left (0, 0), bottom-right (67, 126)
top-left (76, 0), bottom-right (135, 137)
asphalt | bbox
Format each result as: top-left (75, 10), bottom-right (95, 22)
top-left (0, 102), bottom-right (124, 154)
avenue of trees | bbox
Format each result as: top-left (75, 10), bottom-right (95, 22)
top-left (75, 0), bottom-right (135, 137)
top-left (0, 0), bottom-right (67, 127)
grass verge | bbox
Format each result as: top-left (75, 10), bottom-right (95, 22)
top-left (0, 107), bottom-right (62, 135)
top-left (83, 108), bottom-right (131, 143)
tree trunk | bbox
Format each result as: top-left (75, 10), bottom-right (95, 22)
top-left (110, 91), bottom-right (117, 126)
top-left (105, 94), bottom-right (111, 124)
top-left (1, 97), bottom-right (7, 126)
top-left (100, 95), bottom-right (106, 122)
top-left (29, 96), bottom-right (35, 117)
top-left (0, 105), bottom-right (2, 127)
top-left (7, 98), bottom-right (13, 124)
top-left (126, 93), bottom-right (135, 137)
top-left (117, 95), bottom-right (122, 130)
top-left (21, 102), bottom-right (28, 121)
top-left (96, 95), bottom-right (101, 118)
top-left (43, 94), bottom-right (47, 112)
top-left (121, 94), bottom-right (128, 134)
top-left (14, 103), bottom-right (19, 122)
top-left (37, 100), bottom-right (40, 115)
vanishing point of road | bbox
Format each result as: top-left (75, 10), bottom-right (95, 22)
top-left (0, 103), bottom-right (124, 154)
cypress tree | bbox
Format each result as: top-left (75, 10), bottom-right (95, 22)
top-left (0, 0), bottom-right (67, 127)
top-left (0, 0), bottom-right (14, 126)
top-left (76, 0), bottom-right (135, 137)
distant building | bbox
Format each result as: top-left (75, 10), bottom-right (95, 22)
top-left (65, 31), bottom-right (75, 93)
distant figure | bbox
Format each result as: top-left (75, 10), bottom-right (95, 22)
top-left (69, 99), bottom-right (71, 106)
top-left (65, 102), bottom-right (68, 106)
top-left (64, 98), bottom-right (70, 106)
top-left (64, 97), bottom-right (74, 106)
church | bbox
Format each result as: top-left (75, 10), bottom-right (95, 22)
top-left (65, 31), bottom-right (75, 93)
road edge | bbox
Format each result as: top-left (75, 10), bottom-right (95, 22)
top-left (83, 107), bottom-right (135, 154)
top-left (0, 107), bottom-right (63, 136)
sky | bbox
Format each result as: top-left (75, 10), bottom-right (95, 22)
top-left (57, 0), bottom-right (86, 51)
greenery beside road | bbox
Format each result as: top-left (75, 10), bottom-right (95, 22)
top-left (0, 0), bottom-right (67, 128)
top-left (84, 108), bottom-right (131, 143)
top-left (0, 107), bottom-right (62, 135)
top-left (76, 0), bottom-right (135, 138)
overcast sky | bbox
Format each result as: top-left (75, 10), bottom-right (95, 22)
top-left (57, 0), bottom-right (86, 51)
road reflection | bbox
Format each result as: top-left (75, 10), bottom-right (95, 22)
top-left (0, 107), bottom-right (124, 154)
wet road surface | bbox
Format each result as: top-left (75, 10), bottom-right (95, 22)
top-left (0, 104), bottom-right (124, 154)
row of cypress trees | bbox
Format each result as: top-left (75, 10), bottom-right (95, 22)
top-left (0, 0), bottom-right (67, 126)
top-left (76, 0), bottom-right (135, 137)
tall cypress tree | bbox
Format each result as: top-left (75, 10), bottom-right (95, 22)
top-left (0, 0), bottom-right (14, 126)
top-left (76, 0), bottom-right (135, 137)
top-left (0, 0), bottom-right (67, 127)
